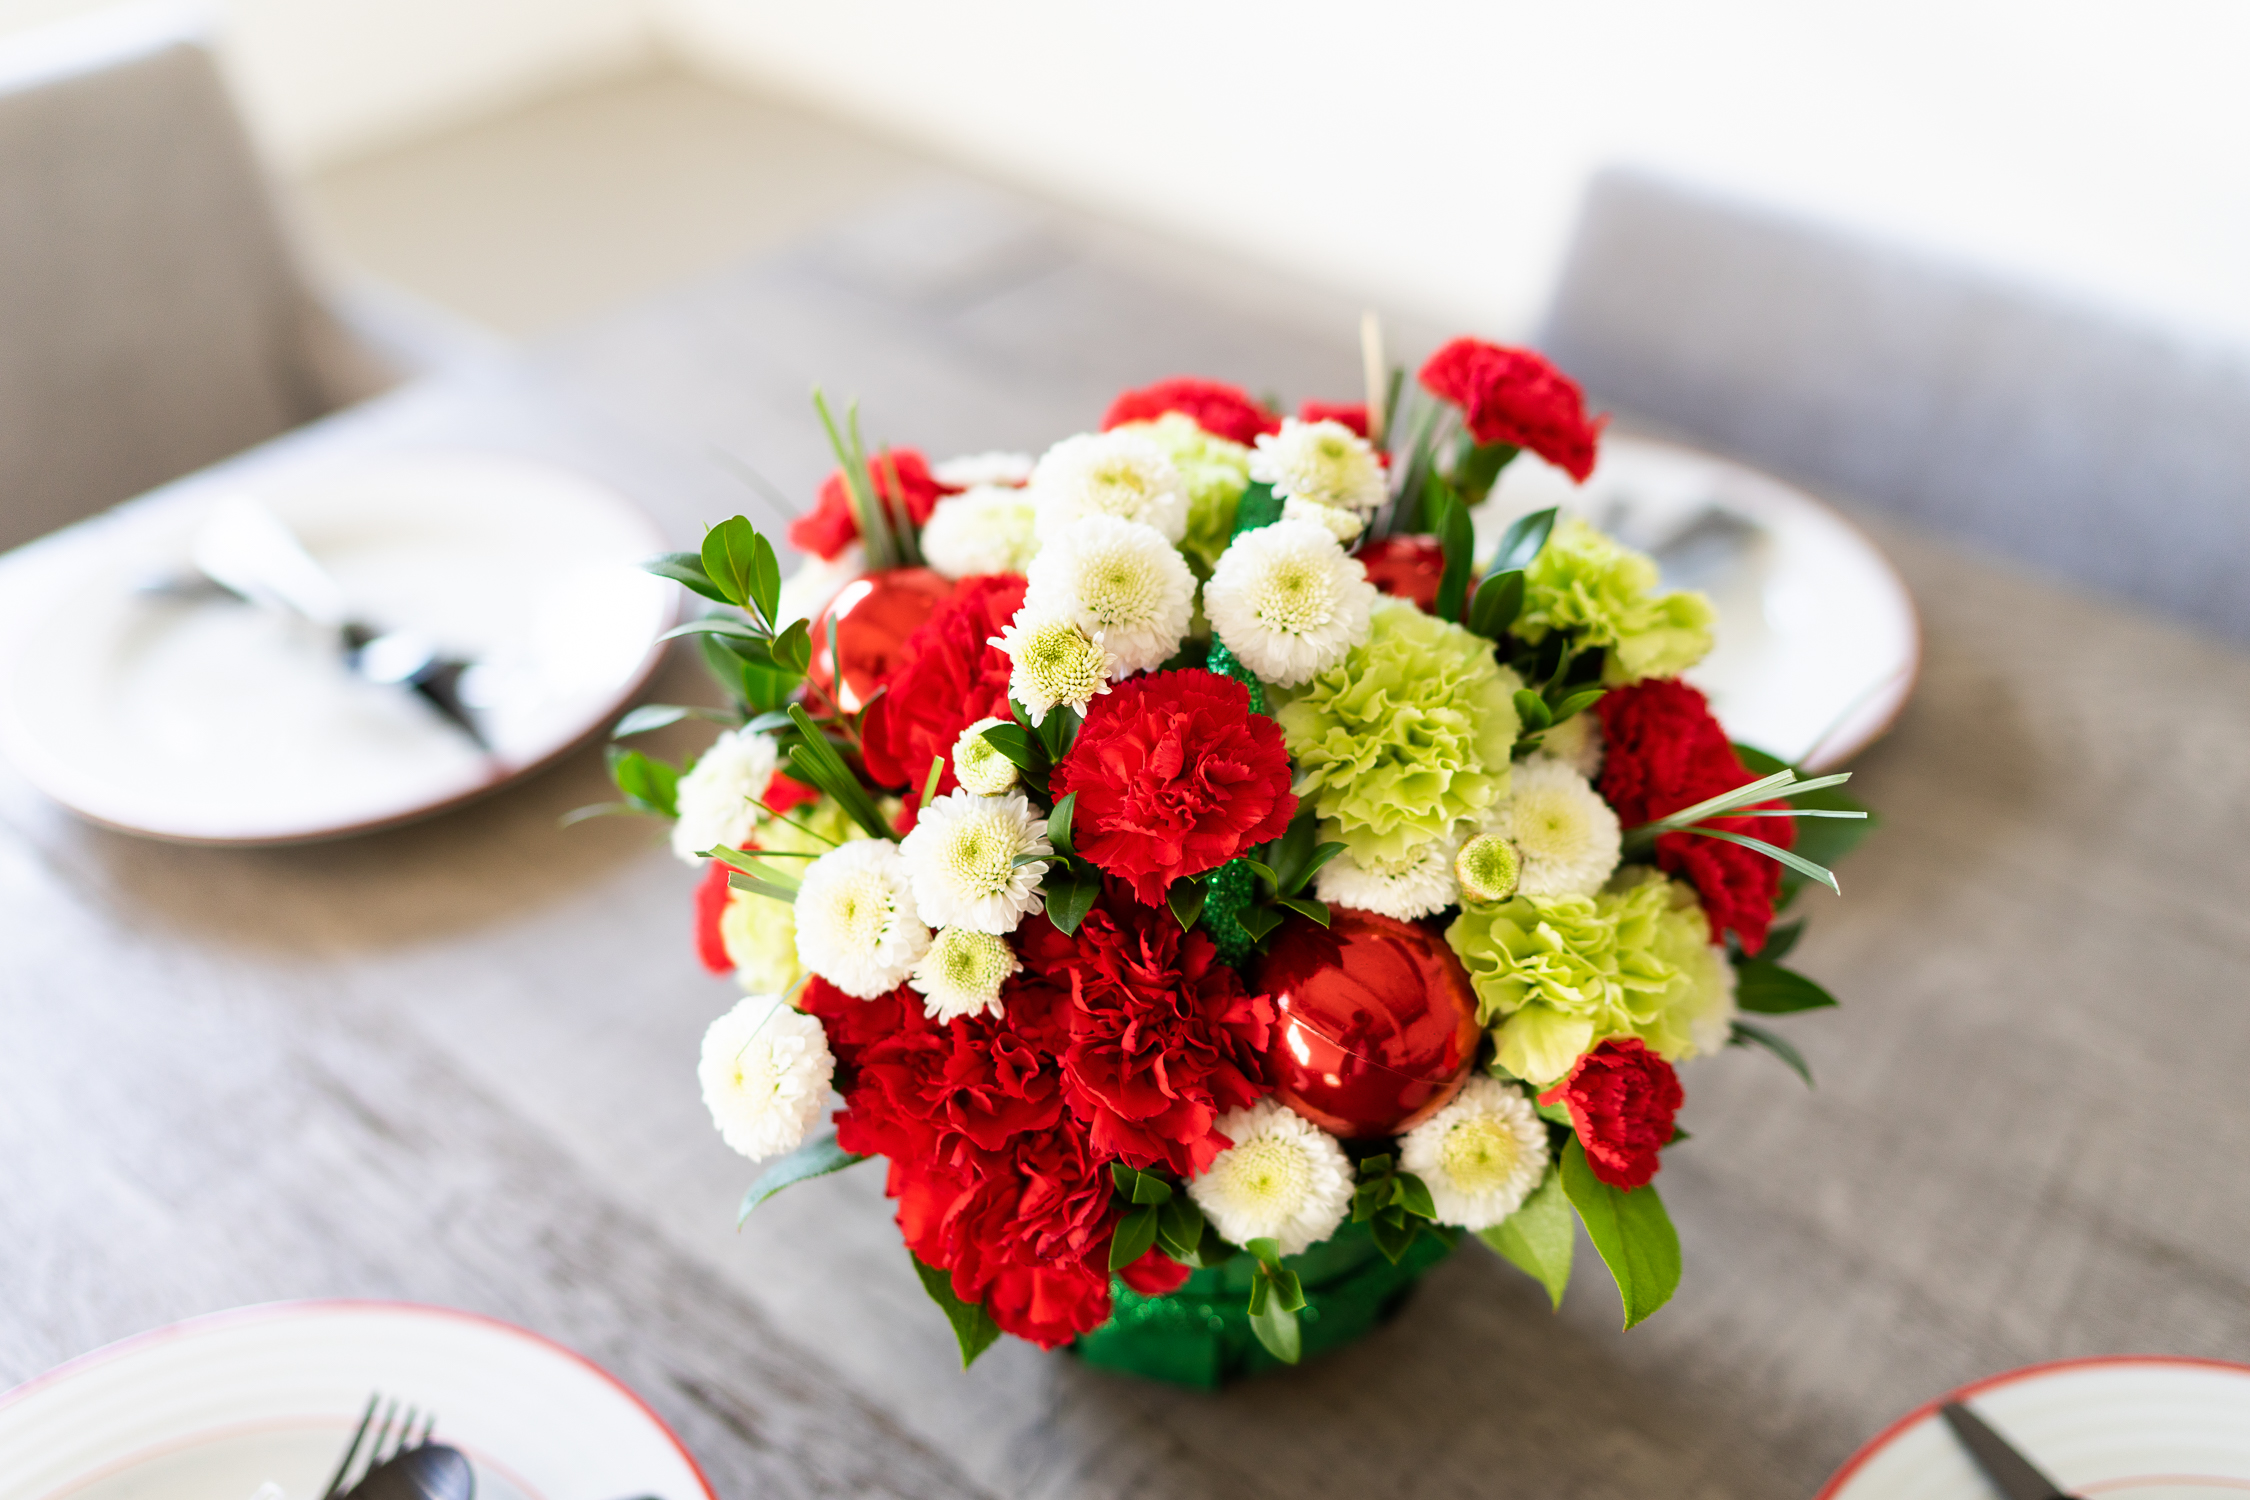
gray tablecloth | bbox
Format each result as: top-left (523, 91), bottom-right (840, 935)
top-left (4, 191), bottom-right (2246, 1499)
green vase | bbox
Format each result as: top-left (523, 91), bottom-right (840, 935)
top-left (1069, 1221), bottom-right (1456, 1388)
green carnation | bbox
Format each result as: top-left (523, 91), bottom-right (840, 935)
top-left (1514, 517), bottom-right (1716, 684)
top-left (1275, 599), bottom-right (1520, 867)
top-left (1119, 412), bottom-right (1249, 576)
top-left (1445, 868), bottom-right (1723, 1086)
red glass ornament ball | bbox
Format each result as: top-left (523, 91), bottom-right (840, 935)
top-left (801, 567), bottom-right (952, 715)
top-left (1253, 907), bottom-right (1482, 1139)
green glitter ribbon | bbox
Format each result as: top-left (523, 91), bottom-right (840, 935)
top-left (1199, 857), bottom-right (1259, 967)
top-left (1202, 637), bottom-right (1266, 715)
top-left (1071, 1220), bottom-right (1455, 1388)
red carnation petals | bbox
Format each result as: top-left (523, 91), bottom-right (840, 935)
top-left (1296, 399), bottom-right (1370, 439)
top-left (1597, 678), bottom-right (1794, 954)
top-left (692, 859), bottom-right (734, 975)
top-left (1101, 378), bottom-right (1281, 447)
top-left (1417, 339), bottom-right (1607, 482)
top-left (859, 573), bottom-right (1028, 822)
top-left (762, 770), bottom-right (821, 817)
top-left (1119, 1245), bottom-right (1193, 1296)
top-left (1050, 670), bottom-right (1296, 908)
top-left (1017, 900), bottom-right (1275, 1178)
top-left (1539, 1037), bottom-right (1684, 1190)
top-left (787, 447), bottom-right (954, 561)
top-left (1354, 534), bottom-right (1447, 613)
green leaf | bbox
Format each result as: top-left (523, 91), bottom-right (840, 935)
top-left (1370, 1212), bottom-right (1420, 1264)
top-left (1109, 1202), bottom-right (1161, 1269)
top-left (606, 746), bottom-right (679, 817)
top-left (1043, 870), bottom-right (1100, 936)
top-left (1434, 482), bottom-right (1474, 623)
top-left (1550, 686), bottom-right (1606, 723)
top-left (660, 616), bottom-right (770, 649)
top-left (1036, 703), bottom-right (1081, 763)
top-left (1130, 1171), bottom-right (1173, 1207)
top-left (1491, 505), bottom-right (1559, 574)
top-left (1734, 960), bottom-right (1838, 1014)
top-left (747, 530), bottom-right (782, 628)
top-left (1274, 895), bottom-right (1329, 926)
top-left (979, 721), bottom-right (1045, 775)
top-left (1466, 568), bottom-right (1524, 639)
top-left (769, 618), bottom-right (813, 676)
top-left (1761, 920), bottom-right (1804, 964)
top-left (698, 516), bottom-right (765, 610)
top-left (738, 1132), bottom-right (867, 1224)
top-left (1394, 1172), bottom-right (1438, 1221)
top-left (1247, 1280), bottom-right (1301, 1363)
top-left (1046, 792), bottom-right (1077, 857)
top-left (1236, 903), bottom-right (1283, 944)
top-left (1513, 688), bottom-right (1553, 732)
top-left (1560, 1137), bottom-right (1681, 1330)
top-left (1452, 439), bottom-right (1520, 502)
top-left (610, 703), bottom-right (730, 738)
top-left (642, 551), bottom-right (734, 605)
top-left (910, 1253), bottom-right (1001, 1369)
top-left (1167, 878), bottom-right (1208, 932)
top-left (1730, 1019), bottom-right (1814, 1085)
top-left (1232, 479), bottom-right (1284, 535)
top-left (1477, 1163), bottom-right (1574, 1308)
top-left (1534, 1095), bottom-right (1574, 1126)
top-left (1155, 1193), bottom-right (1205, 1262)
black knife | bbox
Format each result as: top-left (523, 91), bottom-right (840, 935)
top-left (1940, 1401), bottom-right (2078, 1500)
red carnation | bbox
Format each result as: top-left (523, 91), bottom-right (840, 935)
top-left (787, 447), bottom-right (954, 561)
top-left (1597, 678), bottom-right (1795, 954)
top-left (1049, 670), bottom-right (1296, 907)
top-left (1417, 339), bottom-right (1607, 482)
top-left (1101, 378), bottom-right (1281, 447)
top-left (1119, 1245), bottom-right (1193, 1297)
top-left (1539, 1037), bottom-right (1683, 1190)
top-left (859, 574), bottom-right (1028, 820)
top-left (1354, 534), bottom-right (1447, 613)
top-left (1017, 900), bottom-right (1275, 1177)
top-left (1297, 399), bottom-right (1370, 439)
top-left (692, 859), bottom-right (734, 974)
top-left (761, 769), bottom-right (821, 818)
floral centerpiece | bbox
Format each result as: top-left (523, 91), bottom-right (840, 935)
top-left (597, 334), bottom-right (1870, 1385)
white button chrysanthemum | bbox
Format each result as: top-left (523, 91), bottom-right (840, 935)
top-left (1022, 515), bottom-right (1195, 677)
top-left (1398, 1075), bottom-right (1551, 1231)
top-left (909, 926), bottom-right (1021, 1023)
top-left (697, 994), bottom-right (835, 1161)
top-left (1189, 1097), bottom-right (1354, 1256)
top-left (792, 839), bottom-right (932, 998)
top-left (670, 728), bottom-right (781, 864)
top-left (931, 450), bottom-right (1034, 488)
top-left (1203, 518), bottom-right (1377, 688)
top-left (898, 788), bottom-right (1052, 934)
top-left (1540, 711), bottom-right (1605, 779)
top-left (951, 716), bottom-right (1020, 795)
top-left (1029, 431), bottom-right (1189, 544)
top-left (1314, 834), bottom-right (1461, 921)
top-left (774, 543), bottom-right (863, 633)
top-left (1251, 418), bottom-right (1388, 516)
top-left (989, 607), bottom-right (1117, 726)
top-left (1487, 756), bottom-right (1622, 897)
top-left (920, 485), bottom-right (1040, 580)
top-left (1282, 496), bottom-right (1365, 544)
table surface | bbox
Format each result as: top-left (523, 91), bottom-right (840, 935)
top-left (5, 181), bottom-right (2248, 1500)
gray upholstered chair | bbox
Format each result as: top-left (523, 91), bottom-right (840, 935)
top-left (0, 3), bottom-right (490, 553)
top-left (1538, 165), bottom-right (2250, 642)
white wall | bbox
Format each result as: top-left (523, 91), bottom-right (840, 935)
top-left (656, 0), bottom-right (2250, 343)
top-left (0, 0), bottom-right (650, 171)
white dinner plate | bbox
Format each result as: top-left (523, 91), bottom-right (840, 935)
top-left (1478, 438), bottom-right (1920, 770)
top-left (1819, 1356), bottom-right (2250, 1499)
top-left (0, 453), bottom-right (675, 843)
top-left (0, 1300), bottom-right (714, 1500)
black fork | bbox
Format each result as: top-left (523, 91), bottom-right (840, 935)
top-left (321, 1393), bottom-right (439, 1498)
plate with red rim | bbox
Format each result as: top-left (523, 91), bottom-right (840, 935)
top-left (0, 1300), bottom-right (715, 1500)
top-left (0, 452), bottom-right (675, 845)
top-left (1819, 1355), bottom-right (2250, 1500)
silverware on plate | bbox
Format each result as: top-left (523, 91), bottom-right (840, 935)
top-left (158, 495), bottom-right (491, 749)
top-left (320, 1392), bottom-right (472, 1500)
top-left (1940, 1400), bottom-right (2079, 1500)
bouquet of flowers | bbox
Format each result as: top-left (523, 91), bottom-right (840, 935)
top-left (601, 334), bottom-right (1870, 1383)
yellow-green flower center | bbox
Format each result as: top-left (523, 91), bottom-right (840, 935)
top-left (1440, 1115), bottom-right (1525, 1195)
top-left (1456, 834), bottom-right (1521, 903)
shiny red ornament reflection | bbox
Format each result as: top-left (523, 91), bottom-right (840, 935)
top-left (1253, 908), bottom-right (1482, 1139)
top-left (801, 567), bottom-right (952, 715)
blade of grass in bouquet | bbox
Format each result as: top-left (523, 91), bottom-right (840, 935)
top-left (739, 1131), bottom-right (867, 1225)
top-left (1679, 825), bottom-right (1841, 896)
top-left (784, 704), bottom-right (895, 840)
top-left (1360, 310), bottom-right (1388, 447)
top-left (708, 843), bottom-right (803, 900)
top-left (877, 448), bottom-right (924, 569)
top-left (812, 387), bottom-right (897, 571)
